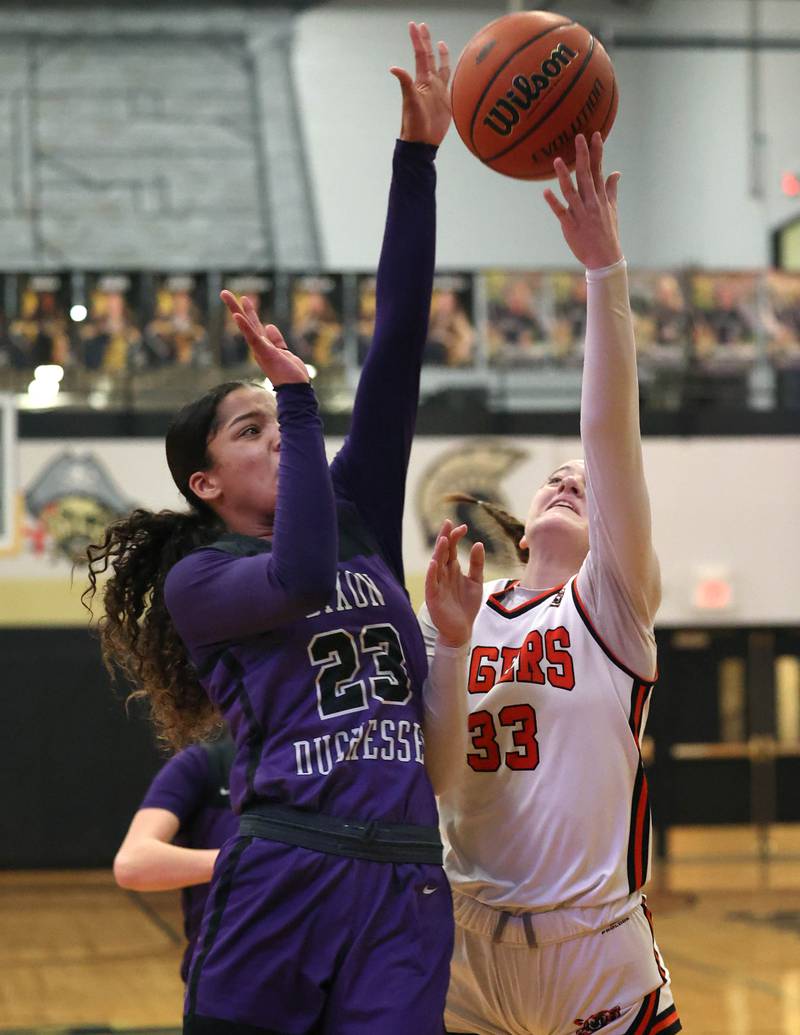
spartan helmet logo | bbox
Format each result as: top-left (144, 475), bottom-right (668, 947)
top-left (415, 439), bottom-right (529, 568)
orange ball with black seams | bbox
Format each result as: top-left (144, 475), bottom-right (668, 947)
top-left (451, 10), bottom-right (618, 180)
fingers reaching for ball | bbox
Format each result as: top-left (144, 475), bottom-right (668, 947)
top-left (574, 132), bottom-right (599, 206)
top-left (390, 21), bottom-right (452, 147)
top-left (543, 132), bottom-right (623, 271)
top-left (412, 22), bottom-right (450, 88)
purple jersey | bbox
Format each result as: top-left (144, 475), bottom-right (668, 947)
top-left (140, 740), bottom-right (237, 980)
top-left (166, 141), bottom-right (438, 830)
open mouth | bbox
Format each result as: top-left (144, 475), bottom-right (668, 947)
top-left (547, 500), bottom-right (577, 514)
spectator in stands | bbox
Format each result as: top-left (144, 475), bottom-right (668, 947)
top-left (80, 276), bottom-right (142, 372)
top-left (143, 277), bottom-right (209, 368)
top-left (553, 273), bottom-right (588, 358)
top-left (425, 288), bottom-right (474, 366)
top-left (114, 733), bottom-right (237, 982)
top-left (762, 271), bottom-right (800, 408)
top-left (220, 278), bottom-right (272, 369)
top-left (7, 284), bottom-right (70, 369)
top-left (220, 303), bottom-right (252, 368)
top-left (692, 275), bottom-right (755, 361)
top-left (763, 271), bottom-right (800, 357)
top-left (289, 285), bottom-right (343, 368)
top-left (651, 273), bottom-right (688, 349)
top-left (0, 310), bottom-right (10, 369)
top-left (487, 275), bottom-right (547, 362)
top-left (630, 272), bottom-right (689, 365)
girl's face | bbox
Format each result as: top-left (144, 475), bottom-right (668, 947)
top-left (190, 386), bottom-right (280, 527)
top-left (522, 460), bottom-right (589, 556)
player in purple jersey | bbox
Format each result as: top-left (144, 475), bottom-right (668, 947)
top-left (114, 736), bottom-right (237, 982)
top-left (86, 22), bottom-right (485, 1035)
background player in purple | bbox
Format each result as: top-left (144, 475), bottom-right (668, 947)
top-left (114, 735), bottom-right (237, 983)
top-left (86, 22), bottom-right (485, 1035)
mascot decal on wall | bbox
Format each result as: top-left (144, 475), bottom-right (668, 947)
top-left (25, 451), bottom-right (133, 564)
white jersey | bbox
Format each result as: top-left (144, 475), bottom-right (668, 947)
top-left (420, 570), bottom-right (655, 915)
top-left (420, 262), bottom-right (662, 920)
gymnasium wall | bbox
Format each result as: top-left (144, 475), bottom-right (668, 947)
top-left (0, 2), bottom-right (797, 271)
top-left (0, 3), bottom-right (318, 270)
top-left (5, 426), bottom-right (798, 866)
top-left (296, 0), bottom-right (800, 270)
top-left (3, 433), bottom-right (797, 627)
top-left (0, 627), bottom-right (163, 868)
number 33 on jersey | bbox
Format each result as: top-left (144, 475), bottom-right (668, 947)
top-left (467, 606), bottom-right (574, 773)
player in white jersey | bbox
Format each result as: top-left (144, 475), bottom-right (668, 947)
top-left (419, 134), bottom-right (681, 1035)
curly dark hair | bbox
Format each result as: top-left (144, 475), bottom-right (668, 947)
top-left (84, 380), bottom-right (270, 748)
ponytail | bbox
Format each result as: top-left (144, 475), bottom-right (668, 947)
top-left (444, 492), bottom-right (528, 564)
top-left (84, 507), bottom-right (224, 748)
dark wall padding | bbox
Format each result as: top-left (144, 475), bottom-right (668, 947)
top-left (2, 626), bottom-right (797, 867)
top-left (0, 628), bottom-right (164, 868)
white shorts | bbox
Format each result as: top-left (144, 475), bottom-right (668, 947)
top-left (445, 892), bottom-right (681, 1035)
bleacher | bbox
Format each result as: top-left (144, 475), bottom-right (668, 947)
top-left (2, 266), bottom-right (798, 415)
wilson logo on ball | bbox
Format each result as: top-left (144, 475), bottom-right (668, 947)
top-left (483, 43), bottom-right (578, 137)
top-left (451, 11), bottom-right (618, 180)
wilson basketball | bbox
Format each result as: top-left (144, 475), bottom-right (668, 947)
top-left (451, 11), bottom-right (618, 180)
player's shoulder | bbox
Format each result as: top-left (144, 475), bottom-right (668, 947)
top-left (162, 743), bottom-right (210, 780)
top-left (165, 533), bottom-right (268, 600)
top-left (142, 744), bottom-right (209, 808)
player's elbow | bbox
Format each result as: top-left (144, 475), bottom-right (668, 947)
top-left (113, 848), bottom-right (148, 891)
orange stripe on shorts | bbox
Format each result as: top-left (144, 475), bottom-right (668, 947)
top-left (650, 1006), bottom-right (680, 1034)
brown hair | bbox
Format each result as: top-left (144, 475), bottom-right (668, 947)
top-left (444, 493), bottom-right (528, 564)
top-left (84, 381), bottom-right (265, 748)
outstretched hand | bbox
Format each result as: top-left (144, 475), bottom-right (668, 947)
top-left (220, 290), bottom-right (309, 386)
top-left (425, 520), bottom-right (485, 649)
top-left (544, 132), bottom-right (623, 271)
top-left (390, 21), bottom-right (452, 147)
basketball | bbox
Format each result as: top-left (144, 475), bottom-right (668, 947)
top-left (451, 10), bottom-right (618, 180)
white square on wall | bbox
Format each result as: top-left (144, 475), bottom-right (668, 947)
top-left (0, 394), bottom-right (16, 553)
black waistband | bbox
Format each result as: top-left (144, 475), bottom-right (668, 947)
top-left (239, 801), bottom-right (443, 865)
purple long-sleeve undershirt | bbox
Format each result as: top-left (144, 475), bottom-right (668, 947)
top-left (165, 382), bottom-right (337, 646)
top-left (330, 139), bottom-right (437, 586)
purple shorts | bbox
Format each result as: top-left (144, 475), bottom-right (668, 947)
top-left (184, 835), bottom-right (454, 1035)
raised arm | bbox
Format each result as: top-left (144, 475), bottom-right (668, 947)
top-left (330, 22), bottom-right (452, 584)
top-left (545, 134), bottom-right (660, 635)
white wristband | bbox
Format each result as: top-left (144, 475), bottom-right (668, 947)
top-left (433, 636), bottom-right (470, 657)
